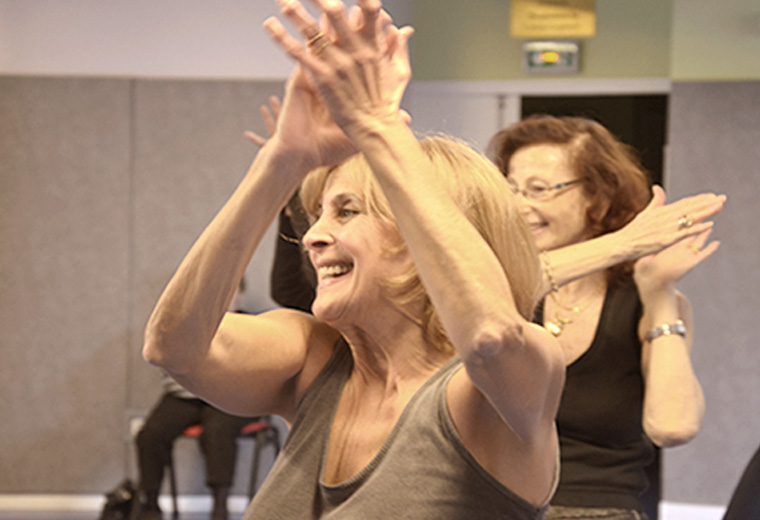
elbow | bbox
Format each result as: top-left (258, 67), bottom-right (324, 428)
top-left (463, 320), bottom-right (526, 365)
top-left (142, 326), bottom-right (168, 368)
top-left (142, 316), bottom-right (186, 371)
top-left (645, 416), bottom-right (702, 448)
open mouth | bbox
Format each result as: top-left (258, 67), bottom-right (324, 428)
top-left (318, 262), bottom-right (354, 281)
top-left (527, 220), bottom-right (547, 234)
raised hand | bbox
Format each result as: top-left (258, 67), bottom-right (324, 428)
top-left (633, 227), bottom-right (720, 295)
top-left (265, 62), bottom-right (359, 170)
top-left (264, 0), bottom-right (413, 139)
top-left (618, 185), bottom-right (726, 259)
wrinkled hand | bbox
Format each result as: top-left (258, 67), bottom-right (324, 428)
top-left (617, 185), bottom-right (726, 259)
top-left (270, 62), bottom-right (360, 169)
top-left (245, 86), bottom-right (411, 151)
top-left (633, 227), bottom-right (720, 294)
top-left (264, 0), bottom-right (413, 141)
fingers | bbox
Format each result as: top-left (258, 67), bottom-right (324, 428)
top-left (383, 22), bottom-right (410, 58)
top-left (269, 0), bottom-right (406, 66)
top-left (687, 228), bottom-right (720, 261)
top-left (668, 197), bottom-right (725, 240)
top-left (263, 96), bottom-right (281, 135)
top-left (669, 192), bottom-right (726, 221)
top-left (648, 184), bottom-right (667, 208)
top-left (309, 0), bottom-right (352, 46)
top-left (649, 185), bottom-right (726, 227)
top-left (244, 94), bottom-right (284, 148)
top-left (266, 1), bottom-right (334, 66)
top-left (279, 0), bottom-right (322, 39)
top-left (355, 0), bottom-right (382, 40)
top-left (244, 130), bottom-right (267, 147)
top-left (690, 227), bottom-right (713, 250)
top-left (260, 104), bottom-right (276, 137)
top-left (696, 239), bottom-right (720, 261)
top-left (264, 16), bottom-right (311, 62)
top-left (644, 189), bottom-right (725, 238)
top-left (399, 109), bottom-right (412, 125)
top-left (309, 0), bottom-right (385, 51)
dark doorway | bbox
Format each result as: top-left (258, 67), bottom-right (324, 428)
top-left (522, 94), bottom-right (667, 520)
top-left (521, 95), bottom-right (668, 185)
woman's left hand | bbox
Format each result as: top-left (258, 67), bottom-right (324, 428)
top-left (633, 228), bottom-right (720, 294)
top-left (264, 0), bottom-right (413, 137)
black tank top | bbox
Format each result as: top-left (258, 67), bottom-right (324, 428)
top-left (535, 277), bottom-right (655, 511)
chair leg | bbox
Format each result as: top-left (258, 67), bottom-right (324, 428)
top-left (168, 454), bottom-right (179, 520)
top-left (248, 430), bottom-right (264, 501)
top-left (270, 427), bottom-right (281, 455)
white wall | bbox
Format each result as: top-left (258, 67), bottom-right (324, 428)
top-left (0, 0), bottom-right (412, 79)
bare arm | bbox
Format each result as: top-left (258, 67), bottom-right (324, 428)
top-left (265, 0), bottom-right (563, 443)
top-left (541, 186), bottom-right (726, 296)
top-left (142, 142), bottom-right (320, 418)
top-left (143, 60), bottom-right (357, 418)
top-left (635, 228), bottom-right (717, 446)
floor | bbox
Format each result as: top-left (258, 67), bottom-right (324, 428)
top-left (0, 513), bottom-right (245, 520)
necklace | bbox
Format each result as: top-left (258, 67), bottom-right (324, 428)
top-left (545, 284), bottom-right (604, 337)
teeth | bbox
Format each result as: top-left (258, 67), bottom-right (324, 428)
top-left (319, 264), bottom-right (352, 278)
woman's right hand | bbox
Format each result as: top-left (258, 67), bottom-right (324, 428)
top-left (618, 185), bottom-right (726, 260)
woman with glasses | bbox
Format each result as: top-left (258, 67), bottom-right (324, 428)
top-left (487, 115), bottom-right (722, 520)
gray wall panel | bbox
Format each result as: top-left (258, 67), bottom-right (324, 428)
top-left (664, 81), bottom-right (760, 506)
top-left (129, 78), bottom-right (284, 412)
top-left (129, 79), bottom-right (285, 495)
top-left (0, 76), bottom-right (287, 494)
top-left (0, 77), bottom-right (132, 491)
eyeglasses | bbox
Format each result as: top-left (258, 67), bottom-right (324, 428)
top-left (507, 178), bottom-right (585, 201)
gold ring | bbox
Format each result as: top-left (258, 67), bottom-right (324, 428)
top-left (312, 40), bottom-right (332, 55)
top-left (677, 215), bottom-right (693, 230)
top-left (690, 245), bottom-right (701, 254)
top-left (307, 32), bottom-right (325, 47)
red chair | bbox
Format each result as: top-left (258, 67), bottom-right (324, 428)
top-left (166, 416), bottom-right (281, 520)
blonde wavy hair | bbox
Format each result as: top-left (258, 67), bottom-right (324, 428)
top-left (300, 135), bottom-right (541, 354)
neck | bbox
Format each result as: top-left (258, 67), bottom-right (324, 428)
top-left (339, 313), bottom-right (452, 392)
top-left (555, 271), bottom-right (607, 301)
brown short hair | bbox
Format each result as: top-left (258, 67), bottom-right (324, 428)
top-left (487, 115), bottom-right (652, 284)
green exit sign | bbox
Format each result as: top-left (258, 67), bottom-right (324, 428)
top-left (523, 41), bottom-right (580, 74)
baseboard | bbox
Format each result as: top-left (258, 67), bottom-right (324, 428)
top-left (660, 501), bottom-right (726, 520)
top-left (0, 495), bottom-right (727, 518)
top-left (0, 494), bottom-right (249, 514)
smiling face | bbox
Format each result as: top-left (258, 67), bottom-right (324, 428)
top-left (507, 144), bottom-right (594, 252)
top-left (302, 165), bottom-right (411, 328)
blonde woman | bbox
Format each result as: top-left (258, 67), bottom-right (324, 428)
top-left (145, 1), bottom-right (563, 518)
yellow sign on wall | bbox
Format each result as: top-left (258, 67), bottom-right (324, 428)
top-left (510, 0), bottom-right (596, 39)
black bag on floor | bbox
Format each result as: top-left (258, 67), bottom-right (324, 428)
top-left (98, 478), bottom-right (138, 520)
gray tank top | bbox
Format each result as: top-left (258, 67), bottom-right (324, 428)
top-left (244, 340), bottom-right (551, 519)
